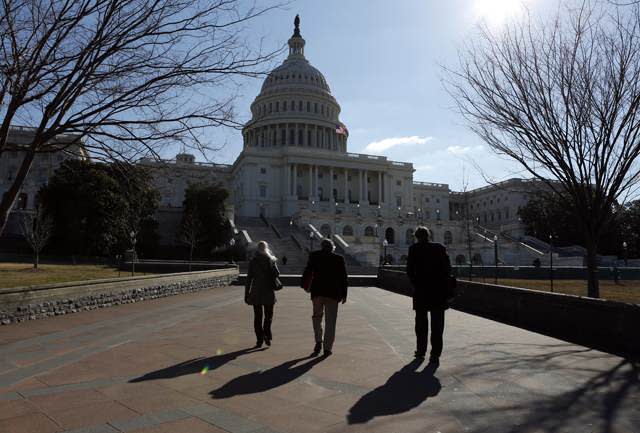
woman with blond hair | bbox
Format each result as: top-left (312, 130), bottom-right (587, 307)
top-left (245, 241), bottom-right (281, 347)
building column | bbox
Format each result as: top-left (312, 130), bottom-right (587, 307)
top-left (378, 171), bottom-right (382, 205)
top-left (314, 165), bottom-right (319, 199)
top-left (308, 164), bottom-right (313, 200)
top-left (344, 167), bottom-right (348, 203)
top-left (293, 163), bottom-right (298, 199)
top-left (358, 169), bottom-right (363, 202)
top-left (364, 169), bottom-right (369, 203)
top-left (286, 163), bottom-right (291, 196)
top-left (329, 166), bottom-right (334, 203)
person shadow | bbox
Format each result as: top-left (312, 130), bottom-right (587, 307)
top-left (210, 355), bottom-right (325, 399)
top-left (129, 347), bottom-right (266, 383)
top-left (347, 359), bottom-right (441, 424)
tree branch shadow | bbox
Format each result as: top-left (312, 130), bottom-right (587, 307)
top-left (446, 344), bottom-right (640, 433)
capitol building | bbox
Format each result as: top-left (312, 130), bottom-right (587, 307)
top-left (143, 16), bottom-right (547, 267)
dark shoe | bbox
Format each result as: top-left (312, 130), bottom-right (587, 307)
top-left (312, 342), bottom-right (322, 356)
top-left (265, 336), bottom-right (271, 346)
top-left (428, 356), bottom-right (440, 366)
top-left (255, 341), bottom-right (263, 348)
top-left (414, 351), bottom-right (426, 359)
top-left (323, 349), bottom-right (332, 357)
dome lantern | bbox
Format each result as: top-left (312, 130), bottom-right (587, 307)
top-left (288, 14), bottom-right (305, 57)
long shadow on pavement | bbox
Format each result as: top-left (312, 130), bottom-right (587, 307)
top-left (210, 355), bottom-right (325, 398)
top-left (129, 347), bottom-right (266, 383)
top-left (347, 358), bottom-right (441, 424)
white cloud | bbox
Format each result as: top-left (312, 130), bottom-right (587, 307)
top-left (446, 145), bottom-right (483, 155)
top-left (364, 135), bottom-right (433, 153)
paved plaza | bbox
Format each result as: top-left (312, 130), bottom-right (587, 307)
top-left (0, 286), bottom-right (638, 433)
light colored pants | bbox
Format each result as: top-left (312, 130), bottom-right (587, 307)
top-left (312, 296), bottom-right (339, 351)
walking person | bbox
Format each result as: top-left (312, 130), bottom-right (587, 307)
top-left (301, 238), bottom-right (348, 357)
top-left (245, 241), bottom-right (280, 348)
top-left (406, 226), bottom-right (452, 365)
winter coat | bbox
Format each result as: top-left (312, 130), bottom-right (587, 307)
top-left (245, 253), bottom-right (279, 306)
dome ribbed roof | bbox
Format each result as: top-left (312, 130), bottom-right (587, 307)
top-left (260, 58), bottom-right (330, 94)
top-left (258, 15), bottom-right (331, 95)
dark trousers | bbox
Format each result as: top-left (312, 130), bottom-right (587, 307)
top-left (415, 309), bottom-right (445, 358)
top-left (253, 304), bottom-right (274, 343)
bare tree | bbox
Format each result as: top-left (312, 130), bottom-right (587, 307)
top-left (445, 2), bottom-right (640, 298)
top-left (180, 211), bottom-right (201, 271)
top-left (19, 204), bottom-right (53, 269)
top-left (0, 0), bottom-right (283, 234)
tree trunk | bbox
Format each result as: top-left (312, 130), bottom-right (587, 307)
top-left (34, 251), bottom-right (39, 270)
top-left (0, 150), bottom-right (36, 235)
top-left (585, 240), bottom-right (600, 298)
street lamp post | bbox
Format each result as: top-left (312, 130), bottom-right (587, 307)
top-left (623, 241), bottom-right (628, 267)
top-left (493, 235), bottom-right (498, 284)
top-left (130, 230), bottom-right (137, 277)
top-left (549, 234), bottom-right (554, 292)
top-left (382, 239), bottom-right (389, 265)
top-left (289, 218), bottom-right (293, 236)
top-left (309, 232), bottom-right (315, 252)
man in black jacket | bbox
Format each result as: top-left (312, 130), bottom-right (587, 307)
top-left (301, 238), bottom-right (348, 356)
top-left (406, 226), bottom-right (452, 364)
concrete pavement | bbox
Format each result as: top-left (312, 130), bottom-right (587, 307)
top-left (0, 285), bottom-right (638, 433)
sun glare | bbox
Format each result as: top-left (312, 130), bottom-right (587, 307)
top-left (474, 0), bottom-right (528, 26)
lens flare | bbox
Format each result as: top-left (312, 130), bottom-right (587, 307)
top-left (200, 365), bottom-right (209, 375)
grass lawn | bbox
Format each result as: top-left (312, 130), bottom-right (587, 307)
top-left (0, 262), bottom-right (130, 290)
top-left (462, 277), bottom-right (640, 304)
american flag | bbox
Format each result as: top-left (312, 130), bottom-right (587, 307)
top-left (335, 124), bottom-right (347, 136)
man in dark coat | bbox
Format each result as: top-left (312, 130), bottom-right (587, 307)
top-left (300, 238), bottom-right (348, 356)
top-left (406, 226), bottom-right (451, 364)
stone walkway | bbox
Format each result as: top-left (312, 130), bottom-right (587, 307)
top-left (0, 286), bottom-right (638, 433)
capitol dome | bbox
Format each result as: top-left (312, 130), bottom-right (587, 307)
top-left (243, 15), bottom-right (348, 153)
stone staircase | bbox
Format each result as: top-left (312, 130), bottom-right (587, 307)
top-left (235, 216), bottom-right (377, 276)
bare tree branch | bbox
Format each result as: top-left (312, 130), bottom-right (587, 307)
top-left (444, 1), bottom-right (640, 297)
top-left (0, 0), bottom-right (285, 234)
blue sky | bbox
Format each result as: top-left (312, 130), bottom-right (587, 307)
top-left (206, 0), bottom-right (558, 191)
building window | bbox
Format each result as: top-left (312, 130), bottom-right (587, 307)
top-left (333, 174), bottom-right (337, 180)
top-left (314, 102), bottom-right (318, 113)
top-left (260, 168), bottom-right (266, 174)
top-left (307, 101), bottom-right (311, 112)
top-left (299, 101), bottom-right (303, 111)
top-left (17, 192), bottom-right (28, 210)
top-left (283, 101), bottom-right (287, 111)
top-left (444, 231), bottom-right (453, 245)
top-left (364, 226), bottom-right (375, 237)
top-left (259, 185), bottom-right (267, 198)
top-left (396, 180), bottom-right (401, 186)
top-left (405, 229), bottom-right (414, 245)
top-left (298, 130), bottom-right (303, 145)
top-left (342, 225), bottom-right (354, 236)
top-left (275, 101), bottom-right (279, 112)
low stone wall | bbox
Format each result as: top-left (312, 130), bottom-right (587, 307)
top-left (0, 267), bottom-right (238, 325)
top-left (119, 260), bottom-right (234, 274)
top-left (378, 268), bottom-right (640, 358)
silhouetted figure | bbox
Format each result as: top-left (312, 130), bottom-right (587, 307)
top-left (245, 241), bottom-right (280, 347)
top-left (406, 226), bottom-right (452, 364)
top-left (210, 355), bottom-right (324, 399)
top-left (282, 255), bottom-right (288, 266)
top-left (301, 238), bottom-right (348, 356)
top-left (347, 359), bottom-right (441, 424)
